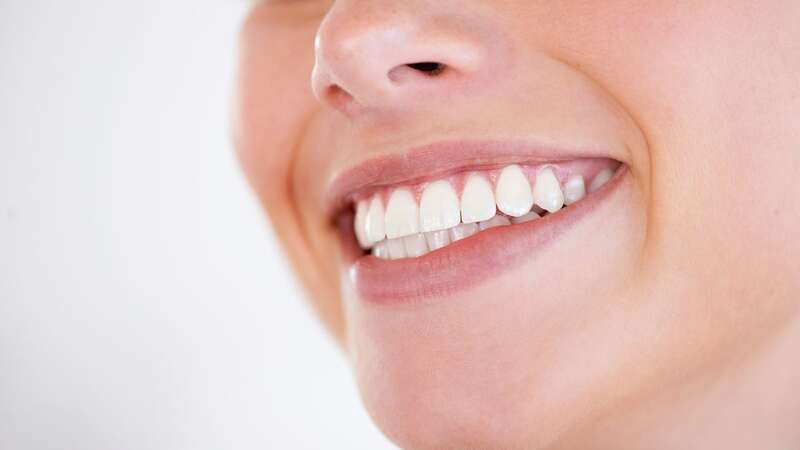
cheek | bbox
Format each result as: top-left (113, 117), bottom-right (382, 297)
top-left (551, 1), bottom-right (800, 327)
top-left (292, 116), bottom-right (348, 275)
top-left (237, 5), bottom-right (329, 223)
top-left (236, 5), bottom-right (324, 200)
top-left (237, 7), bottom-right (351, 339)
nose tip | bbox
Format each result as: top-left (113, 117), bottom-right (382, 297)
top-left (311, 6), bottom-right (489, 116)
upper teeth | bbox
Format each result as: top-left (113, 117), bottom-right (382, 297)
top-left (419, 180), bottom-right (461, 232)
top-left (495, 164), bottom-right (534, 217)
top-left (385, 188), bottom-right (419, 239)
top-left (588, 168), bottom-right (614, 193)
top-left (460, 173), bottom-right (496, 224)
top-left (364, 196), bottom-right (386, 244)
top-left (353, 164), bottom-right (616, 259)
top-left (532, 167), bottom-right (565, 213)
top-left (563, 174), bottom-right (587, 206)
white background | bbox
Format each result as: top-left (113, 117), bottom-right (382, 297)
top-left (0, 1), bottom-right (395, 449)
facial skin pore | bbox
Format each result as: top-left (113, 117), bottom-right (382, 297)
top-left (236, 1), bottom-right (800, 449)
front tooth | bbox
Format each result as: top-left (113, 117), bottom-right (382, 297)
top-left (372, 240), bottom-right (389, 259)
top-left (364, 196), bottom-right (386, 243)
top-left (478, 215), bottom-right (511, 231)
top-left (588, 168), bottom-right (614, 193)
top-left (495, 164), bottom-right (534, 217)
top-left (511, 211), bottom-right (540, 224)
top-left (449, 222), bottom-right (478, 242)
top-left (425, 230), bottom-right (451, 251)
top-left (403, 234), bottom-right (429, 257)
top-left (385, 188), bottom-right (420, 239)
top-left (354, 200), bottom-right (371, 248)
top-left (563, 175), bottom-right (586, 205)
top-left (386, 238), bottom-right (407, 259)
top-left (460, 174), bottom-right (496, 223)
top-left (532, 167), bottom-right (564, 213)
top-left (419, 180), bottom-right (460, 232)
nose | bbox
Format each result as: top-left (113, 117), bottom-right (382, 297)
top-left (311, 1), bottom-right (497, 117)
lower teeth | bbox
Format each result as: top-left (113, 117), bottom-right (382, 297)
top-left (370, 210), bottom-right (552, 260)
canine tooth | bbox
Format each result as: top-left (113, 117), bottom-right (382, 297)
top-left (511, 211), bottom-right (540, 224)
top-left (387, 238), bottom-right (407, 259)
top-left (372, 240), bottom-right (389, 259)
top-left (365, 196), bottom-right (386, 243)
top-left (478, 215), bottom-right (511, 231)
top-left (425, 230), bottom-right (451, 251)
top-left (354, 200), bottom-right (371, 248)
top-left (495, 164), bottom-right (534, 217)
top-left (563, 175), bottom-right (586, 205)
top-left (460, 174), bottom-right (496, 223)
top-left (385, 188), bottom-right (419, 239)
top-left (589, 168), bottom-right (614, 193)
top-left (403, 234), bottom-right (429, 257)
top-left (420, 180), bottom-right (460, 232)
top-left (450, 222), bottom-right (478, 242)
top-left (533, 167), bottom-right (564, 213)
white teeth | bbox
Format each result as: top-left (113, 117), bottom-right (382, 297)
top-left (563, 175), bottom-right (586, 206)
top-left (419, 180), bottom-right (461, 232)
top-left (478, 215), bottom-right (511, 231)
top-left (511, 211), bottom-right (540, 224)
top-left (460, 174), bottom-right (496, 224)
top-left (354, 200), bottom-right (371, 248)
top-left (450, 222), bottom-right (478, 242)
top-left (364, 163), bottom-right (618, 259)
top-left (425, 229), bottom-right (451, 251)
top-left (495, 164), bottom-right (534, 217)
top-left (372, 240), bottom-right (389, 259)
top-left (386, 238), bottom-right (407, 259)
top-left (364, 196), bottom-right (386, 243)
top-left (589, 168), bottom-right (614, 193)
top-left (403, 233), bottom-right (429, 257)
top-left (532, 167), bottom-right (564, 213)
top-left (385, 188), bottom-right (420, 239)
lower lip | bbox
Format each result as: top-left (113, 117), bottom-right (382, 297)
top-left (346, 167), bottom-right (628, 304)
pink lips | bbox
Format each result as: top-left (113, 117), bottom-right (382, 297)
top-left (334, 153), bottom-right (628, 304)
top-left (325, 140), bottom-right (613, 218)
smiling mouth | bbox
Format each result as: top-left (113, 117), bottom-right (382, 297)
top-left (352, 159), bottom-right (621, 259)
top-left (330, 140), bottom-right (627, 303)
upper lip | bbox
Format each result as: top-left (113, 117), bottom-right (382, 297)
top-left (325, 139), bottom-right (617, 217)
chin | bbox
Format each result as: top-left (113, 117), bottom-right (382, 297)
top-left (337, 169), bottom-right (649, 449)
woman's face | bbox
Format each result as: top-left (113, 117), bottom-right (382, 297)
top-left (237, 1), bottom-right (800, 448)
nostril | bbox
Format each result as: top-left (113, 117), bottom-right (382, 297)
top-left (387, 62), bottom-right (448, 84)
top-left (324, 84), bottom-right (357, 113)
top-left (406, 62), bottom-right (446, 76)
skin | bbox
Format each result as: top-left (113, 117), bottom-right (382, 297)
top-left (235, 1), bottom-right (800, 449)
